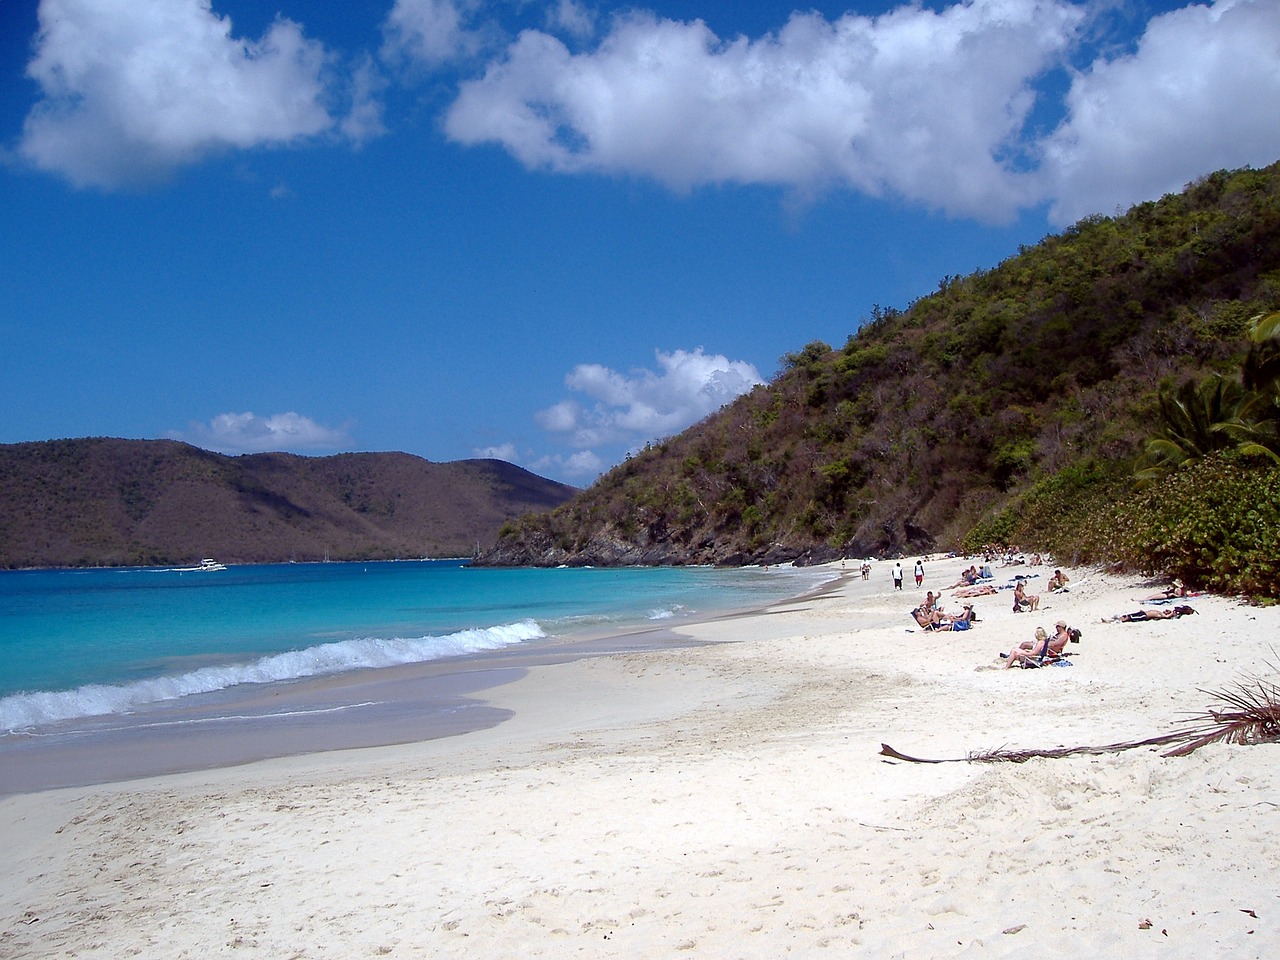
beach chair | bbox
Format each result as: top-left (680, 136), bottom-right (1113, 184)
top-left (1030, 637), bottom-right (1075, 667)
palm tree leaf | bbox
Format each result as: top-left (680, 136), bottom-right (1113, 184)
top-left (1164, 675), bottom-right (1280, 757)
top-left (881, 665), bottom-right (1280, 765)
top-left (1244, 311), bottom-right (1280, 396)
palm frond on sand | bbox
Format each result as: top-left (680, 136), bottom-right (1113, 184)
top-left (881, 666), bottom-right (1280, 765)
top-left (880, 733), bottom-right (1188, 765)
top-left (1164, 673), bottom-right (1280, 757)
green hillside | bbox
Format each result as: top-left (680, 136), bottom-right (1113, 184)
top-left (482, 163), bottom-right (1280, 595)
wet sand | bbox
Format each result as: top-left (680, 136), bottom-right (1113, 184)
top-left (0, 624), bottom-right (708, 795)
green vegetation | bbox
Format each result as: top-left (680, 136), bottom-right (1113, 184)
top-left (1138, 311), bottom-right (1280, 480)
top-left (485, 162), bottom-right (1280, 597)
top-left (976, 453), bottom-right (1280, 599)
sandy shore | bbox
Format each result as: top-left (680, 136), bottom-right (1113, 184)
top-left (3, 556), bottom-right (1278, 958)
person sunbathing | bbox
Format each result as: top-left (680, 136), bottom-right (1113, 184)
top-left (1136, 580), bottom-right (1188, 602)
top-left (953, 583), bottom-right (998, 598)
top-left (1002, 625), bottom-right (1068, 668)
top-left (912, 605), bottom-right (956, 631)
top-left (1103, 605), bottom-right (1197, 623)
top-left (911, 609), bottom-right (962, 632)
top-left (1047, 569), bottom-right (1070, 591)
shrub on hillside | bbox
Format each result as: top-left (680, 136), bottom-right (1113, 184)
top-left (1107, 455), bottom-right (1280, 597)
top-left (965, 454), bottom-right (1280, 599)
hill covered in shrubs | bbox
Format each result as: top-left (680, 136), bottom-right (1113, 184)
top-left (482, 163), bottom-right (1280, 595)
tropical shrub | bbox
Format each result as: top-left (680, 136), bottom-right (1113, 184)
top-left (1108, 455), bottom-right (1280, 597)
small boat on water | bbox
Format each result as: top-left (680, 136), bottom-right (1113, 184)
top-left (173, 558), bottom-right (226, 572)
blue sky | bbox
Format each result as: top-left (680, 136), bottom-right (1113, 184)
top-left (2, 0), bottom-right (1278, 484)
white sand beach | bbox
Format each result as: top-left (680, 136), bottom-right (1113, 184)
top-left (3, 556), bottom-right (1278, 958)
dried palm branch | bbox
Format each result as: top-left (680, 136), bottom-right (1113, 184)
top-left (1163, 673), bottom-right (1280, 757)
top-left (880, 732), bottom-right (1188, 765)
top-left (881, 663), bottom-right (1280, 765)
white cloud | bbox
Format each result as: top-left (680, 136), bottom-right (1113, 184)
top-left (536, 348), bottom-right (764, 450)
top-left (547, 0), bottom-right (597, 42)
top-left (531, 450), bottom-right (605, 480)
top-left (473, 442), bottom-right (518, 461)
top-left (20, 0), bottom-right (1278, 226)
top-left (381, 0), bottom-right (487, 68)
top-left (340, 56), bottom-right (390, 146)
top-left (472, 443), bottom-right (598, 482)
top-left (173, 412), bottom-right (352, 455)
top-left (535, 400), bottom-right (582, 434)
top-left (444, 0), bottom-right (1084, 220)
top-left (1037, 0), bottom-right (1280, 225)
top-left (435, 0), bottom-right (1280, 225)
top-left (20, 0), bottom-right (336, 188)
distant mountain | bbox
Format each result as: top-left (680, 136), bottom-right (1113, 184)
top-left (0, 439), bottom-right (577, 568)
top-left (480, 161), bottom-right (1280, 567)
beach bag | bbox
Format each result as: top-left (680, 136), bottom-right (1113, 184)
top-left (952, 619), bottom-right (971, 631)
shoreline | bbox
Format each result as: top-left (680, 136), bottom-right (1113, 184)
top-left (0, 622), bottom-right (718, 797)
top-left (4, 556), bottom-right (1278, 957)
top-left (0, 567), bottom-right (837, 796)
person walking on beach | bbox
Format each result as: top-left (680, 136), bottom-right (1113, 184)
top-left (913, 559), bottom-right (924, 588)
top-left (893, 562), bottom-right (904, 590)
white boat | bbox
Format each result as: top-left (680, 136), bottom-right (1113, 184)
top-left (173, 558), bottom-right (226, 572)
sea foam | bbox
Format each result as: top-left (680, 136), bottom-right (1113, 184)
top-left (0, 619), bottom-right (545, 734)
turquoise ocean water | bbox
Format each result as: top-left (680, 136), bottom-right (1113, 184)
top-left (0, 560), bottom-right (829, 736)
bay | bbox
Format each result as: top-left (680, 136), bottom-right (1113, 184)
top-left (0, 560), bottom-right (829, 736)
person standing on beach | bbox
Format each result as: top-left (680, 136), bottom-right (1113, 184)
top-left (913, 559), bottom-right (924, 588)
top-left (893, 562), bottom-right (904, 590)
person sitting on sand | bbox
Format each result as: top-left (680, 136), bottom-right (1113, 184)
top-left (1103, 605), bottom-right (1197, 623)
top-left (1047, 569), bottom-right (1070, 592)
top-left (926, 609), bottom-right (956, 630)
top-left (916, 599), bottom-right (968, 630)
top-left (1051, 619), bottom-right (1077, 648)
top-left (925, 602), bottom-right (975, 631)
top-left (1003, 625), bottom-right (1068, 668)
top-left (946, 566), bottom-right (980, 589)
top-left (912, 604), bottom-right (954, 631)
top-left (949, 603), bottom-right (977, 630)
top-left (1013, 580), bottom-right (1040, 612)
top-left (931, 609), bottom-right (967, 631)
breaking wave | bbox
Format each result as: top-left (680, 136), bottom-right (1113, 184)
top-left (0, 620), bottom-right (545, 734)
